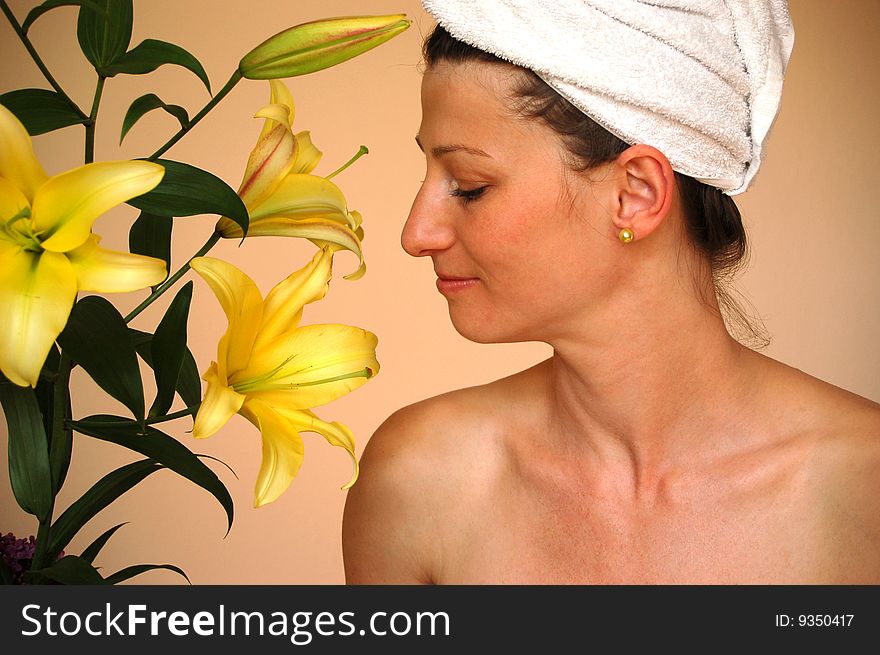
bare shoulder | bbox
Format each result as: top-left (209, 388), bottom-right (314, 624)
top-left (342, 365), bottom-right (543, 584)
top-left (773, 362), bottom-right (880, 579)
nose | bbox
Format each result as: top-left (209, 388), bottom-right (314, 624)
top-left (401, 183), bottom-right (455, 257)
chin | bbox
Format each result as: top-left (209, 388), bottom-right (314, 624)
top-left (447, 308), bottom-right (529, 345)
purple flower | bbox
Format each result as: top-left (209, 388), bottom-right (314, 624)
top-left (1, 532), bottom-right (36, 584)
top-left (1, 532), bottom-right (64, 584)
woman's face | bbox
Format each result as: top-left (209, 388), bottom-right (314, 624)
top-left (403, 61), bottom-right (619, 344)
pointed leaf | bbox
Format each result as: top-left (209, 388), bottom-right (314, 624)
top-left (71, 416), bottom-right (234, 535)
top-left (76, 0), bottom-right (132, 70)
top-left (57, 296), bottom-right (145, 421)
top-left (121, 93), bottom-right (189, 144)
top-left (128, 159), bottom-right (248, 234)
top-left (80, 522), bottom-right (127, 564)
top-left (149, 282), bottom-right (193, 417)
top-left (0, 382), bottom-right (52, 521)
top-left (128, 211), bottom-right (172, 284)
top-left (28, 555), bottom-right (105, 584)
top-left (22, 0), bottom-right (106, 33)
top-left (34, 347), bottom-right (73, 495)
top-left (130, 328), bottom-right (201, 409)
top-left (104, 563), bottom-right (189, 585)
top-left (0, 89), bottom-right (85, 135)
top-left (105, 39), bottom-right (211, 92)
top-left (46, 459), bottom-right (162, 560)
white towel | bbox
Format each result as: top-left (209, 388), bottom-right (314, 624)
top-left (421, 0), bottom-right (794, 195)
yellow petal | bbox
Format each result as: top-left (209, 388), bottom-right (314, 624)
top-left (189, 257), bottom-right (263, 375)
top-left (192, 361), bottom-right (245, 439)
top-left (232, 216), bottom-right (364, 271)
top-left (238, 122), bottom-right (298, 209)
top-left (256, 80), bottom-right (296, 141)
top-left (33, 160), bottom-right (165, 253)
top-left (292, 131), bottom-right (322, 174)
top-left (239, 324), bottom-right (379, 409)
top-left (269, 80), bottom-right (296, 119)
top-left (296, 409), bottom-right (359, 489)
top-left (247, 173), bottom-right (348, 223)
top-left (67, 234), bottom-right (167, 292)
top-left (254, 246), bottom-right (332, 349)
top-left (0, 245), bottom-right (76, 387)
top-left (0, 104), bottom-right (48, 204)
top-left (239, 398), bottom-right (305, 508)
top-left (0, 178), bottom-right (32, 244)
top-left (255, 103), bottom-right (293, 126)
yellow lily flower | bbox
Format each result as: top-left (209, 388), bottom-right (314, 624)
top-left (189, 248), bottom-right (379, 508)
top-left (216, 80), bottom-right (366, 280)
top-left (0, 105), bottom-right (166, 387)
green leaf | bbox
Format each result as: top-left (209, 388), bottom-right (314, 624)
top-left (47, 460), bottom-right (162, 560)
top-left (105, 39), bottom-right (211, 93)
top-left (120, 93), bottom-right (189, 144)
top-left (130, 328), bottom-right (202, 410)
top-left (34, 348), bottom-right (73, 495)
top-left (76, 0), bottom-right (132, 70)
top-left (0, 88), bottom-right (85, 135)
top-left (104, 563), bottom-right (189, 585)
top-left (128, 159), bottom-right (248, 235)
top-left (58, 296), bottom-right (145, 421)
top-left (29, 555), bottom-right (105, 585)
top-left (128, 211), bottom-right (172, 282)
top-left (149, 282), bottom-right (193, 418)
top-left (80, 522), bottom-right (127, 564)
top-left (0, 383), bottom-right (52, 521)
top-left (71, 417), bottom-right (234, 535)
top-left (22, 0), bottom-right (106, 33)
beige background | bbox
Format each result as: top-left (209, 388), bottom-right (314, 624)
top-left (1, 1), bottom-right (878, 584)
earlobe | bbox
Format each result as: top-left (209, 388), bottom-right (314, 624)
top-left (613, 145), bottom-right (674, 242)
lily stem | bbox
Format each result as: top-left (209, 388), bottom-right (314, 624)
top-left (149, 69), bottom-right (243, 161)
top-left (124, 230), bottom-right (222, 324)
top-left (84, 75), bottom-right (105, 164)
top-left (0, 0), bottom-right (89, 121)
top-left (30, 510), bottom-right (54, 573)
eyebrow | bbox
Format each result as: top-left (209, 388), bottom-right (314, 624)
top-left (414, 135), bottom-right (493, 159)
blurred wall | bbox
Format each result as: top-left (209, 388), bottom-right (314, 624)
top-left (1, 0), bottom-right (877, 584)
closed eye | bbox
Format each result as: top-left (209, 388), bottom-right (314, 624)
top-left (450, 185), bottom-right (488, 203)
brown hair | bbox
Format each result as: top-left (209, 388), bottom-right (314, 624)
top-left (424, 26), bottom-right (766, 346)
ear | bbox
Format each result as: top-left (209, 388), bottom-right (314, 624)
top-left (611, 145), bottom-right (674, 242)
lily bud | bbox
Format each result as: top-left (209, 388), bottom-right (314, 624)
top-left (239, 14), bottom-right (410, 80)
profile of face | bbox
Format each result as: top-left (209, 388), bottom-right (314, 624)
top-left (403, 61), bottom-right (627, 345)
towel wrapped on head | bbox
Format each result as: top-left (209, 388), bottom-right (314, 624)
top-left (421, 0), bottom-right (794, 195)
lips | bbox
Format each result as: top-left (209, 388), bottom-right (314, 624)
top-left (435, 272), bottom-right (479, 295)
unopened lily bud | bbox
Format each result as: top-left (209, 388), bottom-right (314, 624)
top-left (239, 14), bottom-right (410, 80)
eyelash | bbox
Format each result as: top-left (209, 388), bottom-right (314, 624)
top-left (450, 185), bottom-right (488, 203)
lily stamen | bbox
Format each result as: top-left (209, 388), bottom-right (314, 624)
top-left (325, 145), bottom-right (369, 180)
top-left (233, 367), bottom-right (373, 394)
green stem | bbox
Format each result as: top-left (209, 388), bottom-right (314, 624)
top-left (149, 69), bottom-right (243, 161)
top-left (124, 230), bottom-right (222, 323)
top-left (84, 75), bottom-right (105, 164)
top-left (0, 0), bottom-right (88, 121)
top-left (31, 510), bottom-right (53, 572)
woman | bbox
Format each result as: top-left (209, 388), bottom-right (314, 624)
top-left (343, 1), bottom-right (880, 583)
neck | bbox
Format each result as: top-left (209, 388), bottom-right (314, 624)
top-left (544, 275), bottom-right (762, 500)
